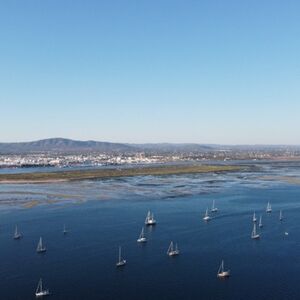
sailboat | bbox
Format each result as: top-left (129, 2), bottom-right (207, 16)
top-left (116, 246), bottom-right (126, 267)
top-left (279, 210), bottom-right (283, 221)
top-left (167, 241), bottom-right (180, 256)
top-left (211, 200), bottom-right (218, 213)
top-left (145, 211), bottom-right (156, 225)
top-left (35, 278), bottom-right (50, 298)
top-left (63, 224), bottom-right (68, 235)
top-left (203, 208), bottom-right (211, 221)
top-left (251, 223), bottom-right (260, 239)
top-left (252, 211), bottom-right (257, 222)
top-left (13, 225), bottom-right (22, 240)
top-left (217, 260), bottom-right (230, 278)
top-left (137, 227), bottom-right (147, 243)
top-left (259, 215), bottom-right (263, 228)
top-left (36, 237), bottom-right (46, 253)
top-left (266, 202), bottom-right (272, 213)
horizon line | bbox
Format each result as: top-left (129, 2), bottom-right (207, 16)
top-left (0, 137), bottom-right (300, 147)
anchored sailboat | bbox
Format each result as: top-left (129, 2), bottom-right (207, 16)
top-left (203, 208), bottom-right (211, 221)
top-left (36, 237), bottom-right (46, 253)
top-left (266, 202), bottom-right (272, 213)
top-left (259, 215), bottom-right (263, 228)
top-left (252, 211), bottom-right (257, 222)
top-left (13, 225), bottom-right (22, 240)
top-left (35, 278), bottom-right (50, 298)
top-left (116, 246), bottom-right (126, 267)
top-left (63, 224), bottom-right (68, 235)
top-left (145, 211), bottom-right (156, 225)
top-left (211, 200), bottom-right (218, 213)
top-left (251, 223), bottom-right (260, 239)
top-left (217, 260), bottom-right (230, 278)
top-left (279, 210), bottom-right (283, 221)
top-left (137, 227), bottom-right (147, 243)
top-left (167, 241), bottom-right (180, 256)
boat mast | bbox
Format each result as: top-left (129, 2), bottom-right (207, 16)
top-left (218, 260), bottom-right (224, 274)
top-left (168, 241), bottom-right (173, 254)
top-left (36, 279), bottom-right (42, 294)
top-left (252, 223), bottom-right (256, 236)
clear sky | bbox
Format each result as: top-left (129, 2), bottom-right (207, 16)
top-left (0, 0), bottom-right (299, 144)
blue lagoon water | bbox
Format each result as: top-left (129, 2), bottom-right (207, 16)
top-left (1, 162), bottom-right (300, 299)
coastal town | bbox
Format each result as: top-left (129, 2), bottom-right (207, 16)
top-left (1, 146), bottom-right (300, 169)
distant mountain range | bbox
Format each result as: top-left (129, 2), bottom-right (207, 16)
top-left (0, 138), bottom-right (134, 154)
top-left (0, 138), bottom-right (298, 154)
top-left (0, 138), bottom-right (213, 154)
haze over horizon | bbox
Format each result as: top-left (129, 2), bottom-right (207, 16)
top-left (1, 1), bottom-right (299, 144)
top-left (1, 137), bottom-right (300, 147)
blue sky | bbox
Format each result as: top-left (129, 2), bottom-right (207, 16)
top-left (0, 0), bottom-right (299, 144)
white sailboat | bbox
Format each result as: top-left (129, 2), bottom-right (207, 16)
top-left (211, 200), bottom-right (218, 213)
top-left (251, 223), bottom-right (260, 239)
top-left (203, 208), bottom-right (211, 221)
top-left (167, 241), bottom-right (180, 256)
top-left (36, 237), bottom-right (46, 253)
top-left (137, 227), bottom-right (147, 243)
top-left (116, 246), bottom-right (126, 267)
top-left (259, 215), bottom-right (263, 228)
top-left (13, 225), bottom-right (22, 240)
top-left (63, 224), bottom-right (68, 235)
top-left (145, 211), bottom-right (156, 225)
top-left (279, 210), bottom-right (283, 221)
top-left (35, 278), bottom-right (50, 298)
top-left (217, 260), bottom-right (230, 278)
top-left (252, 211), bottom-right (257, 222)
top-left (266, 202), bottom-right (272, 213)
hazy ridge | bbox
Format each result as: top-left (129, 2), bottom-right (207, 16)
top-left (0, 138), bottom-right (299, 154)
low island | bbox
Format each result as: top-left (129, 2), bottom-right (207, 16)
top-left (0, 164), bottom-right (242, 184)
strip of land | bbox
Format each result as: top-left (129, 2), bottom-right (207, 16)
top-left (0, 164), bottom-right (242, 184)
top-left (261, 175), bottom-right (300, 185)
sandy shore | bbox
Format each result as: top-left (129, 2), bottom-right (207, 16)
top-left (0, 164), bottom-right (242, 184)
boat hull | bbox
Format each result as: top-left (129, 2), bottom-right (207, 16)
top-left (217, 271), bottom-right (230, 278)
top-left (37, 248), bottom-right (47, 253)
top-left (251, 234), bottom-right (260, 239)
top-left (168, 250), bottom-right (180, 256)
top-left (116, 260), bottom-right (126, 267)
top-left (145, 220), bottom-right (156, 225)
top-left (35, 291), bottom-right (50, 297)
top-left (137, 238), bottom-right (147, 243)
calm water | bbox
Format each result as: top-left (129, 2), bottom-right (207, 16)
top-left (1, 162), bottom-right (300, 299)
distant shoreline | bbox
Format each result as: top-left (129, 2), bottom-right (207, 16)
top-left (0, 164), bottom-right (242, 184)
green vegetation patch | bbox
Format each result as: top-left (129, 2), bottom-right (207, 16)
top-left (0, 164), bottom-right (241, 183)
